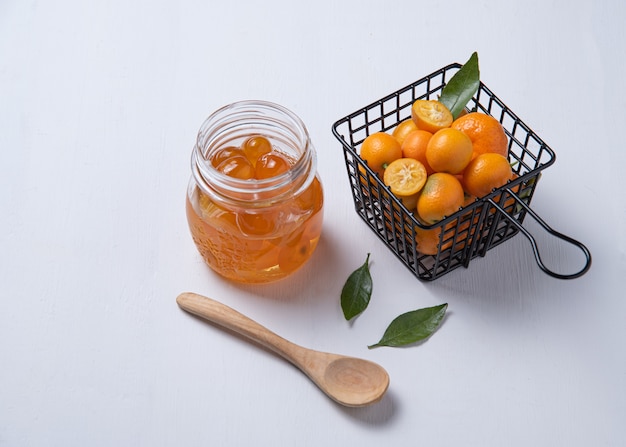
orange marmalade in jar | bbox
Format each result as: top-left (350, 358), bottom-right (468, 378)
top-left (186, 100), bottom-right (324, 283)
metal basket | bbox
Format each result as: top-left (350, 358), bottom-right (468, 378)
top-left (332, 63), bottom-right (591, 281)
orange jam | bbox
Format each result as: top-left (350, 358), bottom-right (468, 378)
top-left (186, 101), bottom-right (324, 283)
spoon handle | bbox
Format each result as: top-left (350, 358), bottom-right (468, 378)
top-left (176, 292), bottom-right (304, 365)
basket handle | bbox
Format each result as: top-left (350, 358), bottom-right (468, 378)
top-left (488, 192), bottom-right (592, 279)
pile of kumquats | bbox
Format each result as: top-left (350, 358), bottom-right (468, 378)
top-left (359, 98), bottom-right (514, 255)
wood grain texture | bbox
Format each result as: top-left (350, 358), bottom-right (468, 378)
top-left (176, 292), bottom-right (389, 407)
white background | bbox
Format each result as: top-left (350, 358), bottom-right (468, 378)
top-left (1, 0), bottom-right (625, 445)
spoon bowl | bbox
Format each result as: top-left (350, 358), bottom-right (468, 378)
top-left (176, 292), bottom-right (389, 407)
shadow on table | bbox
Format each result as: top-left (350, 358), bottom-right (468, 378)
top-left (337, 388), bottom-right (397, 426)
top-left (226, 225), bottom-right (348, 306)
top-left (421, 227), bottom-right (593, 320)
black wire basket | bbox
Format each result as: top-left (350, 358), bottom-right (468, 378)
top-left (332, 63), bottom-right (591, 281)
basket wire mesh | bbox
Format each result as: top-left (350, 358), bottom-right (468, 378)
top-left (332, 63), bottom-right (591, 281)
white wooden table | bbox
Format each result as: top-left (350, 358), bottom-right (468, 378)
top-left (1, 1), bottom-right (625, 445)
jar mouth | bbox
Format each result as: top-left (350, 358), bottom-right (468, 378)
top-left (192, 100), bottom-right (316, 206)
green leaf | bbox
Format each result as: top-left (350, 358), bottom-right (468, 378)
top-left (368, 303), bottom-right (448, 349)
top-left (341, 253), bottom-right (373, 321)
top-left (439, 52), bottom-right (480, 119)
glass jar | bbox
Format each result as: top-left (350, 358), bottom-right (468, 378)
top-left (186, 100), bottom-right (324, 283)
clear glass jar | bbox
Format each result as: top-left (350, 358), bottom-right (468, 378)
top-left (186, 100), bottom-right (324, 283)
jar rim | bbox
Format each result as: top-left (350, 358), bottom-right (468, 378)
top-left (191, 100), bottom-right (316, 206)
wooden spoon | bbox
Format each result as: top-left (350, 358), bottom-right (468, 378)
top-left (176, 292), bottom-right (390, 407)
